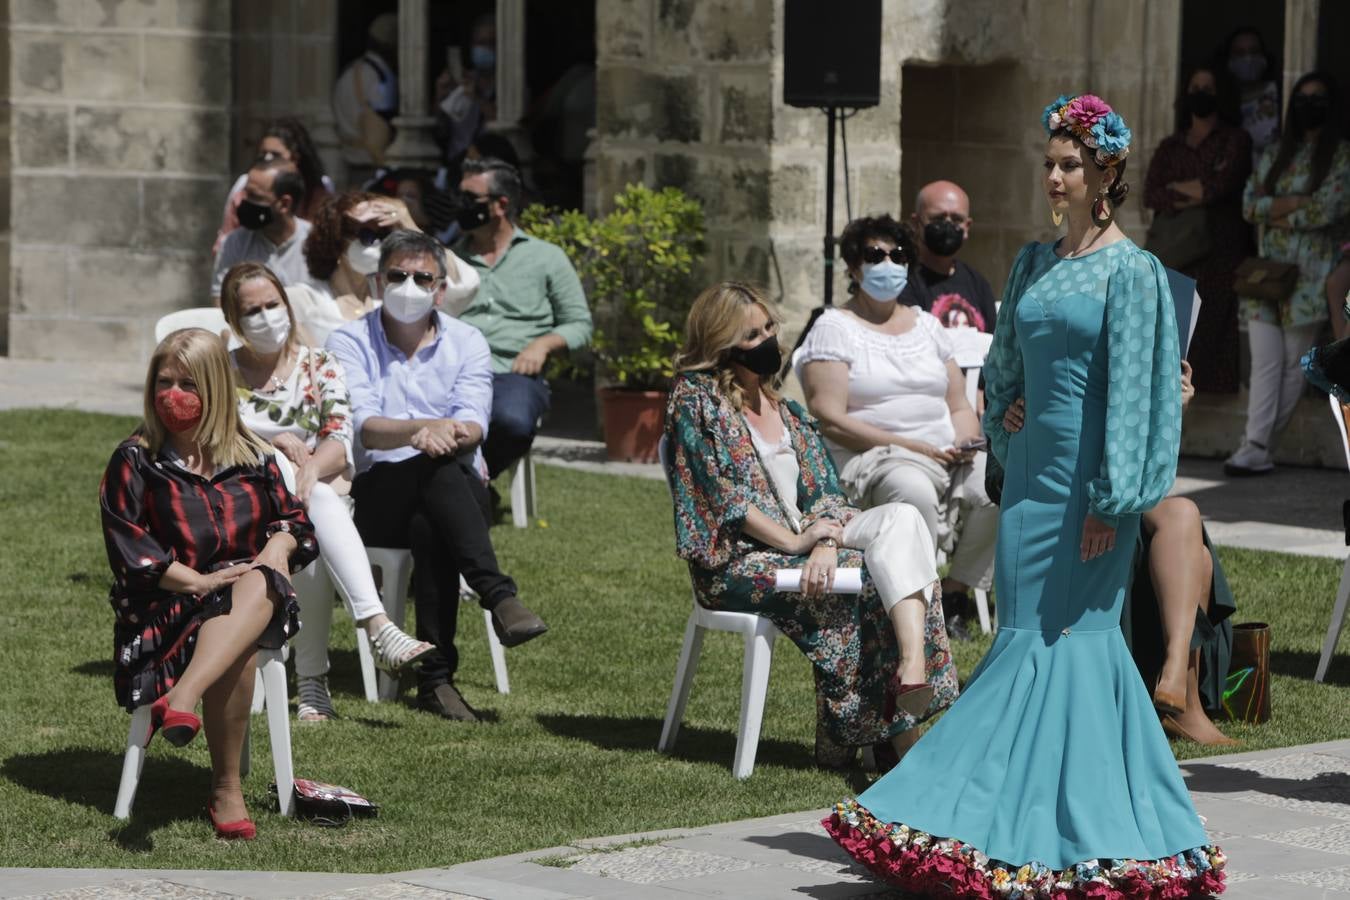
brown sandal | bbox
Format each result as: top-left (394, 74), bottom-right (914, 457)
top-left (1152, 675), bottom-right (1187, 717)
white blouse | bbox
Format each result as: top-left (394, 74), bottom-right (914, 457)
top-left (746, 410), bottom-right (803, 530)
top-left (796, 308), bottom-right (955, 468)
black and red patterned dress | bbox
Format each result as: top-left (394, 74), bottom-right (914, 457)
top-left (1143, 123), bottom-right (1254, 393)
top-left (99, 437), bottom-right (318, 711)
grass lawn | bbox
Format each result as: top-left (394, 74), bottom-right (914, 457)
top-left (1, 408), bottom-right (1347, 873)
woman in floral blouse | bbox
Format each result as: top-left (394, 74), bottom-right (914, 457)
top-left (665, 282), bottom-right (957, 768)
top-left (222, 262), bottom-right (433, 721)
top-left (100, 327), bottom-right (317, 838)
top-left (1229, 71), bottom-right (1350, 475)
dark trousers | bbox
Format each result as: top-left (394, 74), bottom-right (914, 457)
top-left (352, 453), bottom-right (517, 692)
top-left (483, 373), bottom-right (550, 479)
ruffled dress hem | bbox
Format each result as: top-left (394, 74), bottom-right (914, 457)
top-left (823, 801), bottom-right (1226, 899)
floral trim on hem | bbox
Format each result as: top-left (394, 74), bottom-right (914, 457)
top-left (823, 801), bottom-right (1225, 899)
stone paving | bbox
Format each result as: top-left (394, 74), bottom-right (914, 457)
top-left (5, 740), bottom-right (1350, 898)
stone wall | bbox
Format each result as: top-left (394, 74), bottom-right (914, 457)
top-left (5, 0), bottom-right (232, 361)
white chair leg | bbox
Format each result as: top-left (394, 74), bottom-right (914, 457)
top-left (259, 650), bottom-right (295, 817)
top-left (973, 588), bottom-right (993, 635)
top-left (658, 612), bottom-right (704, 753)
top-left (732, 620), bottom-right (776, 779)
top-left (484, 608), bottom-right (510, 694)
top-left (250, 669), bottom-right (265, 714)
top-left (368, 549), bottom-right (413, 702)
top-left (511, 453), bottom-right (533, 528)
top-left (353, 626), bottom-right (380, 703)
top-left (1316, 555), bottom-right (1350, 683)
top-left (114, 705), bottom-right (152, 819)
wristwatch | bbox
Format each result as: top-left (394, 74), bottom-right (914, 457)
top-left (819, 537), bottom-right (839, 548)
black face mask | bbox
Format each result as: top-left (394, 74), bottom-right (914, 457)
top-left (237, 199), bottom-right (275, 231)
top-left (727, 334), bottom-right (782, 376)
top-left (1290, 94), bottom-right (1331, 131)
top-left (1185, 90), bottom-right (1219, 119)
top-left (922, 219), bottom-right (964, 257)
top-left (455, 199), bottom-right (492, 232)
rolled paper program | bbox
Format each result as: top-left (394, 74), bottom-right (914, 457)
top-left (775, 568), bottom-right (864, 594)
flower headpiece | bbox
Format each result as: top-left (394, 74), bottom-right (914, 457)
top-left (1041, 94), bottom-right (1132, 165)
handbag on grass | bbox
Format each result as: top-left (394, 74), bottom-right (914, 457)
top-left (1234, 257), bottom-right (1299, 303)
top-left (1221, 622), bottom-right (1271, 724)
top-left (272, 778), bottom-right (379, 826)
top-left (1145, 207), bottom-right (1212, 270)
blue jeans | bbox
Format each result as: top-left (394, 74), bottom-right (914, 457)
top-left (484, 373), bottom-right (550, 479)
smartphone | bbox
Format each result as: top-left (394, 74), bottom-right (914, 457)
top-left (956, 437), bottom-right (988, 452)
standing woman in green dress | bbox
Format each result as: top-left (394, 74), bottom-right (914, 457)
top-left (825, 94), bottom-right (1227, 897)
top-left (664, 282), bottom-right (958, 766)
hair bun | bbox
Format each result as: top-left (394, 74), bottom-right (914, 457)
top-left (1108, 180), bottom-right (1130, 205)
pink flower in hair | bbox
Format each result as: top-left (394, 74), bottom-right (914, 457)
top-left (1065, 94), bottom-right (1112, 130)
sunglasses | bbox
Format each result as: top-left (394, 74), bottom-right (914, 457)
top-left (861, 246), bottom-right (907, 265)
top-left (385, 268), bottom-right (440, 288)
top-left (355, 225), bottom-right (393, 247)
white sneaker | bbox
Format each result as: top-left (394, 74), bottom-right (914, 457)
top-left (1224, 443), bottom-right (1274, 476)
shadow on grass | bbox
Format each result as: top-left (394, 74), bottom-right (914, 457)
top-left (2, 748), bottom-right (208, 852)
top-left (1270, 648), bottom-right (1349, 684)
top-left (71, 659), bottom-right (114, 679)
top-left (536, 712), bottom-right (822, 773)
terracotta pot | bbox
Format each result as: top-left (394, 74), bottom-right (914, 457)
top-left (599, 387), bottom-right (666, 463)
top-left (1222, 622), bottom-right (1271, 724)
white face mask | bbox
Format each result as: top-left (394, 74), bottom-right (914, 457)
top-left (240, 305), bottom-right (291, 353)
top-left (345, 239), bottom-right (382, 276)
top-left (382, 278), bottom-right (438, 324)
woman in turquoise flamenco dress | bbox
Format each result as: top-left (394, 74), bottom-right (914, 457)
top-left (825, 95), bottom-right (1228, 898)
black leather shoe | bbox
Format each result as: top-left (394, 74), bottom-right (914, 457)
top-left (945, 614), bottom-right (973, 643)
top-left (416, 683), bottom-right (479, 722)
top-left (490, 596), bottom-right (548, 648)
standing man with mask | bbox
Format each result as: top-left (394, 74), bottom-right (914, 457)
top-left (900, 180), bottom-right (998, 334)
top-left (211, 162), bottom-right (312, 303)
top-left (327, 230), bottom-right (548, 722)
top-left (453, 157), bottom-right (591, 484)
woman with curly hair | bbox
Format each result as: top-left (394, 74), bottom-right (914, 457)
top-left (287, 192), bottom-right (479, 347)
top-left (825, 94), bottom-right (1227, 898)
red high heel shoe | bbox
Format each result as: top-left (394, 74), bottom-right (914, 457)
top-left (208, 805), bottom-right (257, 840)
top-left (148, 695), bottom-right (201, 747)
top-left (886, 672), bottom-right (935, 719)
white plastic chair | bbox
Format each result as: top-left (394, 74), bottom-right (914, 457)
top-left (951, 329), bottom-right (996, 636)
top-left (153, 308), bottom-right (242, 350)
top-left (1316, 393), bottom-right (1350, 683)
top-left (115, 647), bottom-right (294, 819)
top-left (655, 435), bottom-right (865, 779)
top-left (365, 546), bottom-right (511, 697)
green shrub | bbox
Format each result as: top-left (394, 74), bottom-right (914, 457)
top-left (520, 184), bottom-right (706, 391)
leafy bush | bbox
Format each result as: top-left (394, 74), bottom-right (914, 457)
top-left (520, 184), bottom-right (706, 391)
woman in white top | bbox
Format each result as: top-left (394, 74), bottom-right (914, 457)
top-left (222, 262), bottom-right (435, 721)
top-left (798, 216), bottom-right (998, 635)
top-left (288, 192), bottom-right (479, 348)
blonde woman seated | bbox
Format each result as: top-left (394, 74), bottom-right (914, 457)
top-left (666, 282), bottom-right (958, 768)
top-left (221, 262), bottom-right (434, 721)
top-left (797, 216), bottom-right (998, 640)
top-left (100, 328), bottom-right (317, 839)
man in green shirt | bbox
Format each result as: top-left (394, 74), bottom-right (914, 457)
top-left (453, 157), bottom-right (592, 478)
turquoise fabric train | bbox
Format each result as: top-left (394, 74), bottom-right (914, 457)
top-left (825, 238), bottom-right (1227, 898)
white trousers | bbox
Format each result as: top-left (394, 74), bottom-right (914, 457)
top-left (293, 481), bottom-right (384, 679)
top-left (865, 454), bottom-right (998, 592)
top-left (841, 502), bottom-right (939, 613)
top-left (1244, 320), bottom-right (1320, 449)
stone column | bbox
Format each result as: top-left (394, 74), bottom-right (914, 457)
top-left (1283, 0), bottom-right (1320, 109)
top-left (486, 0), bottom-right (531, 164)
top-left (384, 0), bottom-right (442, 168)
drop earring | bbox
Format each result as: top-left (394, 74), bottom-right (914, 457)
top-left (1091, 188), bottom-right (1113, 227)
top-left (1050, 206), bottom-right (1063, 227)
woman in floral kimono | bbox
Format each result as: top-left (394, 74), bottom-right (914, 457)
top-left (222, 262), bottom-right (433, 721)
top-left (665, 281), bottom-right (957, 767)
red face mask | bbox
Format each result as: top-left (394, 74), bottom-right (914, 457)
top-left (155, 387), bottom-right (203, 434)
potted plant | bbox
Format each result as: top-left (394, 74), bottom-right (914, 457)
top-left (520, 184), bottom-right (706, 462)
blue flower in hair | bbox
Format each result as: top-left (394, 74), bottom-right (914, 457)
top-left (1091, 111), bottom-right (1132, 159)
top-left (1041, 94), bottom-right (1074, 134)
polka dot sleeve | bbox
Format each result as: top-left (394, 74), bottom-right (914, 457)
top-left (1085, 248), bottom-right (1183, 527)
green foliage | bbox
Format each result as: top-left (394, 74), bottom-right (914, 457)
top-left (521, 184), bottom-right (706, 391)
